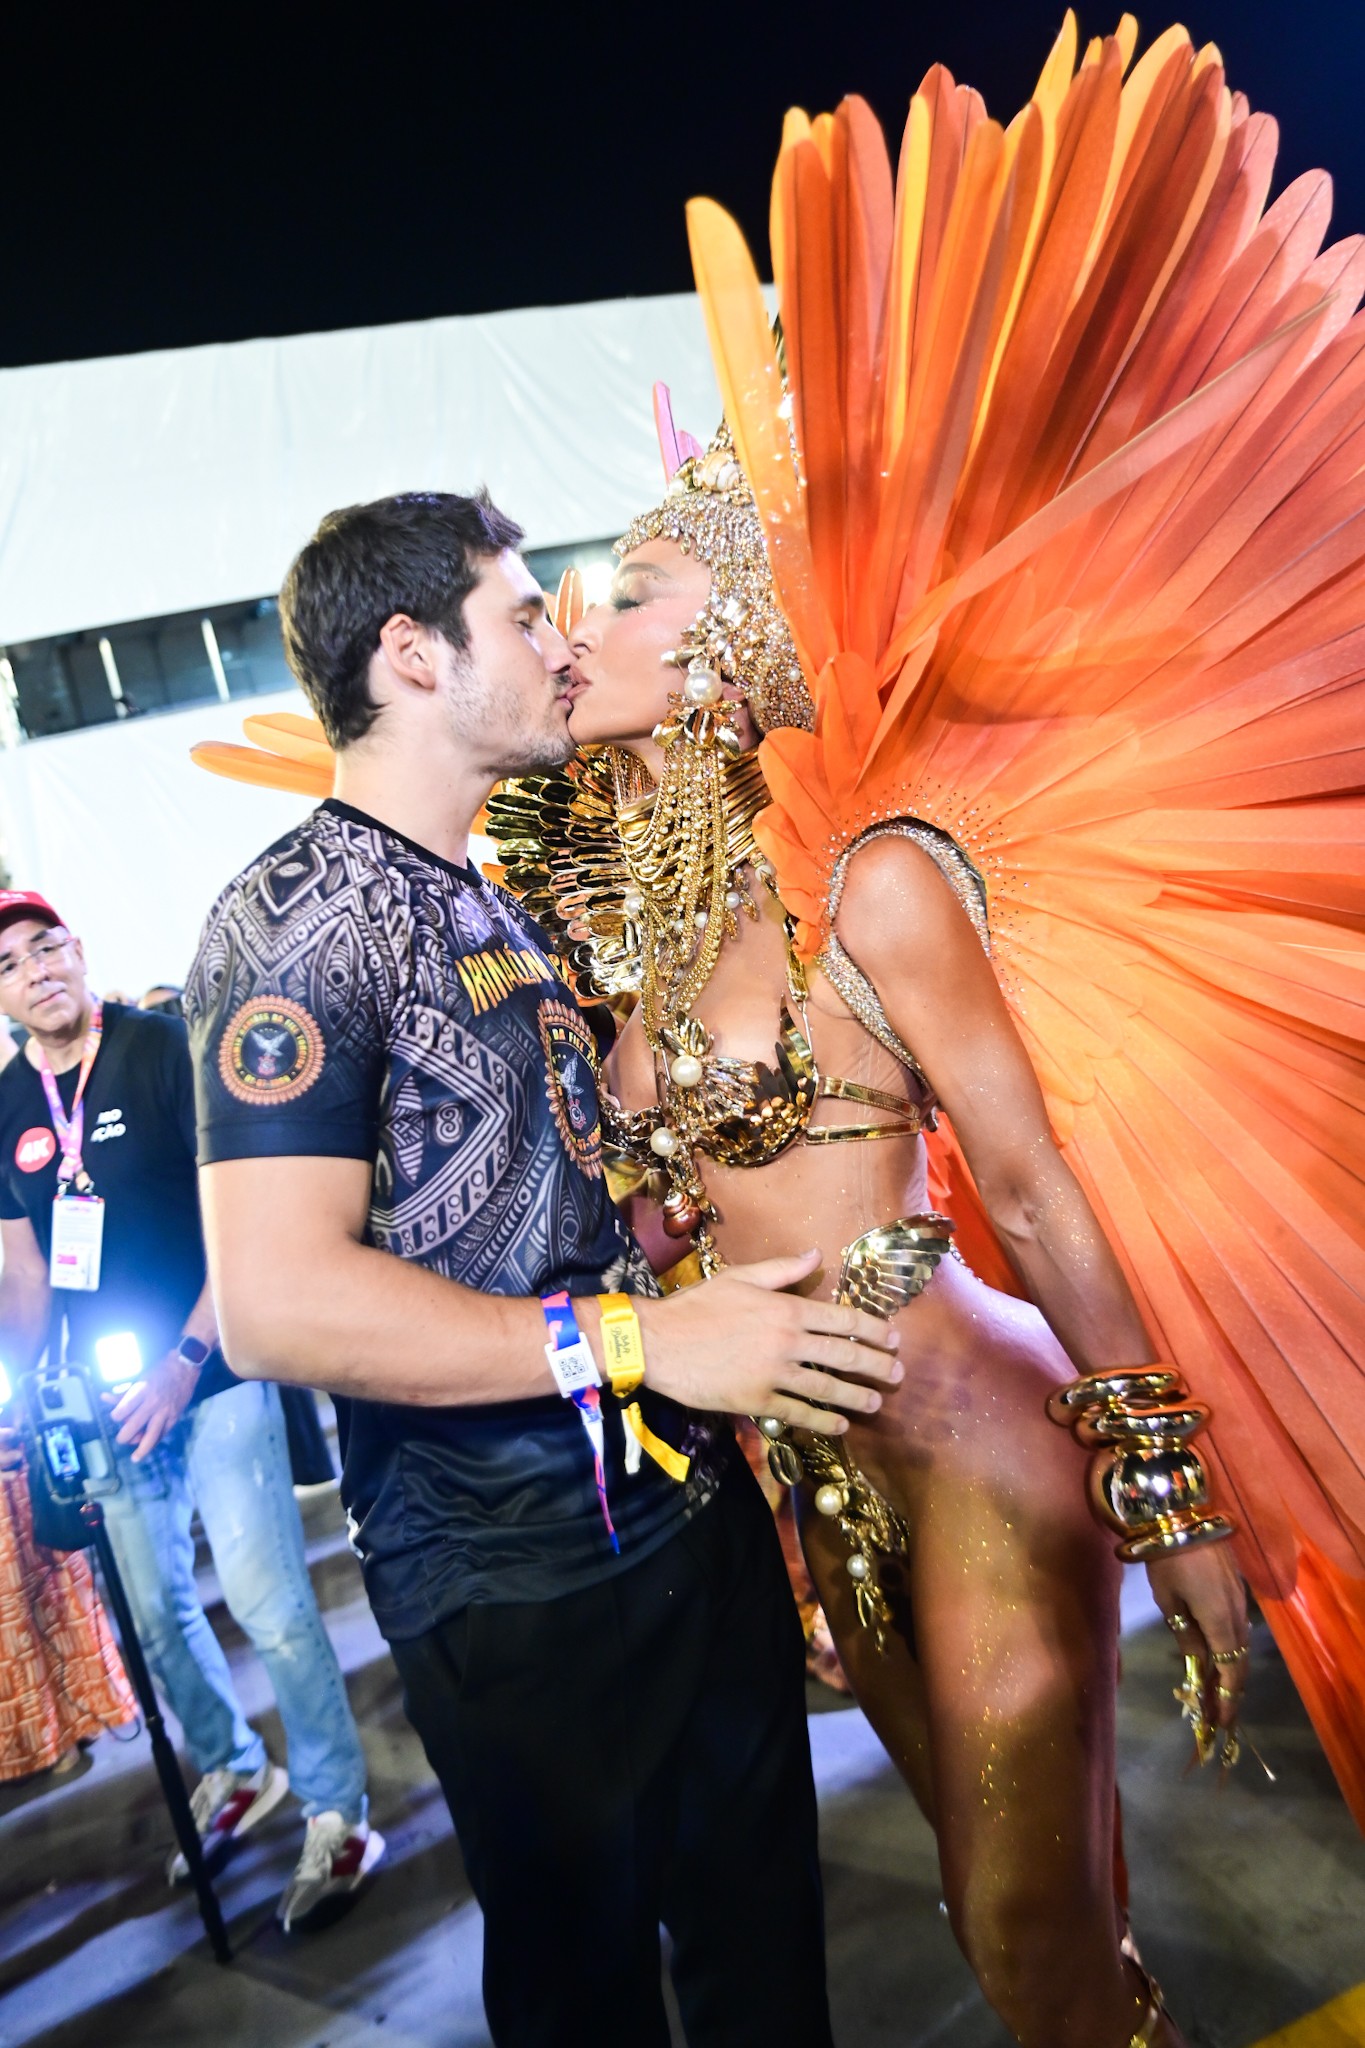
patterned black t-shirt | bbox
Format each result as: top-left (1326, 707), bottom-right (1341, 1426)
top-left (185, 799), bottom-right (726, 1639)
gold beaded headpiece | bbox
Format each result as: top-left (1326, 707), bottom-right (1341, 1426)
top-left (616, 405), bottom-right (814, 735)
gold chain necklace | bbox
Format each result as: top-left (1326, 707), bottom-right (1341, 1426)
top-left (606, 682), bottom-right (777, 1267)
top-left (615, 706), bottom-right (772, 1058)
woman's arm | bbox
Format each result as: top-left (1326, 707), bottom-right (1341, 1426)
top-left (0, 1216), bottom-right (51, 1375)
top-left (836, 834), bottom-right (1249, 1713)
top-left (835, 833), bottom-right (1150, 1373)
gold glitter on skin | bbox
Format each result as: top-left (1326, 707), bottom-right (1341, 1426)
top-left (575, 536), bottom-right (1188, 2047)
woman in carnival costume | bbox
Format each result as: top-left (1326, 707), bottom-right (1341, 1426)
top-left (498, 19), bottom-right (1365, 2044)
top-left (200, 17), bottom-right (1365, 2043)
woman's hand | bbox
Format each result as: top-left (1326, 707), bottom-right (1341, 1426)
top-left (1145, 1541), bottom-right (1250, 1732)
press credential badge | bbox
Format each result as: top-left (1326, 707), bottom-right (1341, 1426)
top-left (33, 1002), bottom-right (107, 1293)
top-left (49, 1192), bottom-right (105, 1291)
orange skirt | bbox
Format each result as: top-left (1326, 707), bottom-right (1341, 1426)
top-left (0, 1469), bottom-right (135, 1781)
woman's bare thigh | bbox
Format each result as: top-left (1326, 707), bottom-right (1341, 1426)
top-left (813, 1275), bottom-right (1131, 1991)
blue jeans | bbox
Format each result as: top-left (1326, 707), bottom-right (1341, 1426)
top-left (100, 1380), bottom-right (367, 1824)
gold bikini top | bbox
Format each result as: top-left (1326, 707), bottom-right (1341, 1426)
top-left (604, 820), bottom-right (989, 1172)
top-left (603, 984), bottom-right (934, 1174)
top-left (483, 762), bottom-right (991, 1174)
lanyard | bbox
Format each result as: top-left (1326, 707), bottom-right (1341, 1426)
top-left (34, 1003), bottom-right (103, 1191)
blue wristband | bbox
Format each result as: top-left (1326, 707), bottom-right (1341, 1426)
top-left (540, 1290), bottom-right (601, 1397)
top-left (540, 1291), bottom-right (617, 1552)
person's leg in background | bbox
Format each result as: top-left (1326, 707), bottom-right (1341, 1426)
top-left (99, 1423), bottom-right (288, 1873)
top-left (0, 1458), bottom-right (135, 1779)
top-left (185, 1379), bottom-right (379, 1924)
top-left (99, 1423), bottom-right (269, 1785)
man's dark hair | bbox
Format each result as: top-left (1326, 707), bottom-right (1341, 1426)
top-left (279, 490), bottom-right (525, 748)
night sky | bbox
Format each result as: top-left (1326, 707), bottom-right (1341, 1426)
top-left (4, 1), bottom-right (1363, 368)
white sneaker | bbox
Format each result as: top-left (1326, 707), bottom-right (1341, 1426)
top-left (277, 1811), bottom-right (385, 1932)
top-left (292, 1478), bottom-right (340, 1503)
top-left (166, 1759), bottom-right (290, 1883)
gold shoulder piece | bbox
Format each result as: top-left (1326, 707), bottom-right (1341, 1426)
top-left (484, 751), bottom-right (644, 1001)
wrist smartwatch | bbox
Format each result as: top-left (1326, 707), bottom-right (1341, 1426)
top-left (175, 1335), bottom-right (211, 1370)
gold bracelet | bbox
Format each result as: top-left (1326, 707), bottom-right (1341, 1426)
top-left (597, 1293), bottom-right (646, 1400)
top-left (1048, 1362), bottom-right (1235, 1561)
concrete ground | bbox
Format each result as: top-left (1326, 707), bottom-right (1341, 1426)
top-left (1, 1481), bottom-right (1363, 2048)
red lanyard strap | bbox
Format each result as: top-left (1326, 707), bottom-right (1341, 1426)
top-left (35, 1003), bottom-right (104, 1188)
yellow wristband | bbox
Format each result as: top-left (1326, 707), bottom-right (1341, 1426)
top-left (623, 1401), bottom-right (691, 1484)
top-left (597, 1292), bottom-right (646, 1399)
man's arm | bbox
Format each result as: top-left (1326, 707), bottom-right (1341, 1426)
top-left (108, 1271), bottom-right (220, 1463)
top-left (0, 1212), bottom-right (46, 1474)
top-left (0, 1216), bottom-right (48, 1474)
top-left (0, 1215), bottom-right (51, 1375)
top-left (103, 1018), bottom-right (227, 1460)
top-left (201, 1154), bottom-right (902, 1434)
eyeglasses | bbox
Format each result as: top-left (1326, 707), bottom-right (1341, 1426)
top-left (0, 933), bottom-right (73, 986)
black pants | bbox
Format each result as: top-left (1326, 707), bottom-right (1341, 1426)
top-left (389, 1463), bottom-right (833, 2048)
top-left (277, 1382), bottom-right (336, 1487)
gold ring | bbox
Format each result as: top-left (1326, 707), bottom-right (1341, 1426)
top-left (1216, 1685), bottom-right (1238, 1700)
top-left (1166, 1614), bottom-right (1194, 1633)
top-left (1210, 1647), bottom-right (1249, 1664)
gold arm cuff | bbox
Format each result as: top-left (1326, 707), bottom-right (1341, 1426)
top-left (1114, 1510), bottom-right (1235, 1562)
top-left (1053, 1366), bottom-right (1237, 1561)
top-left (1046, 1365), bottom-right (1186, 1427)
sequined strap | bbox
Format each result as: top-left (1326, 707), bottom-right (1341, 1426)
top-left (815, 817), bottom-right (990, 1088)
top-left (818, 930), bottom-right (933, 1090)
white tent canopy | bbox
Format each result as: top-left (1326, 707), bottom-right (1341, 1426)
top-left (0, 689), bottom-right (315, 994)
top-left (0, 291), bottom-right (726, 987)
top-left (0, 290), bottom-right (724, 646)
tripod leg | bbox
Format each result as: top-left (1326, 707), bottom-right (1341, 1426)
top-left (84, 1504), bottom-right (232, 1964)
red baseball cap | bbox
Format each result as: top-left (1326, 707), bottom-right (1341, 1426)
top-left (0, 891), bottom-right (65, 938)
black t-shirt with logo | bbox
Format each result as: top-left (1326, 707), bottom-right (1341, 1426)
top-left (185, 799), bottom-right (727, 1641)
top-left (0, 1004), bottom-right (234, 1396)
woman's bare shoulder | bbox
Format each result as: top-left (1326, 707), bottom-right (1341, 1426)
top-left (835, 831), bottom-right (976, 969)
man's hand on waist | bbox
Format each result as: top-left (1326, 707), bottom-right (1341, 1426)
top-left (630, 1250), bottom-right (902, 1433)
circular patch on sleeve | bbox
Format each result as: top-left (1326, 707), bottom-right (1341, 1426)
top-left (15, 1126), bottom-right (56, 1173)
top-left (219, 996), bottom-right (325, 1105)
top-left (537, 999), bottom-right (603, 1179)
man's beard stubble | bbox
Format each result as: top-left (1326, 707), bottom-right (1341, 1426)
top-left (505, 724), bottom-right (577, 773)
top-left (442, 656), bottom-right (577, 777)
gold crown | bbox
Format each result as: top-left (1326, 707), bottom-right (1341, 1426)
top-left (616, 425), bottom-right (814, 735)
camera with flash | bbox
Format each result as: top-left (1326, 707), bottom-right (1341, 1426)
top-left (6, 1332), bottom-right (143, 1504)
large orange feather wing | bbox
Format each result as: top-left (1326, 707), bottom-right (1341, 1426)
top-left (687, 14), bottom-right (1365, 1824)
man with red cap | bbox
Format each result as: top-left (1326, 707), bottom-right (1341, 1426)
top-left (0, 891), bottom-right (381, 1926)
